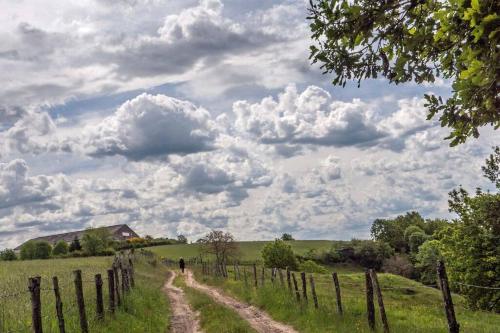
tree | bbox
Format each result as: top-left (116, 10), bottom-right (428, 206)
top-left (0, 249), bottom-right (17, 261)
top-left (415, 240), bottom-right (442, 285)
top-left (20, 241), bottom-right (36, 260)
top-left (69, 236), bottom-right (82, 252)
top-left (408, 231), bottom-right (429, 253)
top-left (52, 240), bottom-right (69, 256)
top-left (261, 240), bottom-right (298, 270)
top-left (281, 233), bottom-right (294, 241)
top-left (33, 241), bottom-right (52, 259)
top-left (200, 230), bottom-right (238, 268)
top-left (371, 211), bottom-right (425, 252)
top-left (404, 225), bottom-right (425, 242)
top-left (437, 146), bottom-right (500, 311)
top-left (177, 235), bottom-right (188, 244)
top-left (308, 0), bottom-right (499, 146)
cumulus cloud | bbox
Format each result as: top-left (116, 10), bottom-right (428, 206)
top-left (233, 84), bottom-right (386, 151)
top-left (83, 93), bottom-right (217, 160)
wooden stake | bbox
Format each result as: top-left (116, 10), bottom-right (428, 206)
top-left (365, 271), bottom-right (375, 331)
top-left (369, 269), bottom-right (389, 333)
top-left (253, 264), bottom-right (258, 288)
top-left (28, 276), bottom-right (43, 333)
top-left (107, 269), bottom-right (115, 314)
top-left (95, 274), bottom-right (104, 321)
top-left (310, 275), bottom-right (319, 309)
top-left (332, 272), bottom-right (343, 315)
top-left (74, 270), bottom-right (89, 333)
top-left (291, 273), bottom-right (301, 302)
top-left (286, 267), bottom-right (292, 292)
top-left (52, 276), bottom-right (66, 333)
top-left (300, 272), bottom-right (308, 303)
top-left (437, 261), bottom-right (460, 333)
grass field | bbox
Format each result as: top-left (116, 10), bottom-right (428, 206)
top-left (192, 265), bottom-right (500, 333)
top-left (149, 240), bottom-right (336, 263)
top-left (0, 255), bottom-right (169, 333)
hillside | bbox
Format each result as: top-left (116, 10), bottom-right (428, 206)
top-left (148, 240), bottom-right (336, 262)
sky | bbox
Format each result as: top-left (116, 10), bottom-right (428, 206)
top-left (0, 0), bottom-right (498, 249)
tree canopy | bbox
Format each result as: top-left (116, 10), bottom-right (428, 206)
top-left (308, 0), bottom-right (499, 146)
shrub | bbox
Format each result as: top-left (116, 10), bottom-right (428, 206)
top-left (0, 249), bottom-right (17, 261)
top-left (177, 235), bottom-right (188, 244)
top-left (52, 240), bottom-right (69, 256)
top-left (261, 239), bottom-right (298, 270)
top-left (33, 241), bottom-right (52, 259)
top-left (299, 260), bottom-right (329, 273)
top-left (382, 254), bottom-right (415, 278)
top-left (69, 237), bottom-right (82, 252)
top-left (281, 233), bottom-right (294, 241)
top-left (127, 237), bottom-right (146, 244)
top-left (20, 241), bottom-right (52, 260)
top-left (353, 240), bottom-right (394, 270)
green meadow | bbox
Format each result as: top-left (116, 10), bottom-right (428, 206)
top-left (192, 265), bottom-right (500, 333)
top-left (0, 255), bottom-right (169, 333)
top-left (149, 240), bottom-right (335, 262)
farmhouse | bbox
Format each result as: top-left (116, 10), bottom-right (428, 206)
top-left (15, 224), bottom-right (139, 250)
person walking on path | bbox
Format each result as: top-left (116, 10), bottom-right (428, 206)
top-left (179, 257), bottom-right (185, 273)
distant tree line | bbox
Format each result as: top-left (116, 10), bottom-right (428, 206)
top-left (0, 230), bottom-right (189, 261)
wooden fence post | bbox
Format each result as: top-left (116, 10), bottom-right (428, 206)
top-left (128, 258), bottom-right (135, 288)
top-left (28, 276), bottom-right (43, 333)
top-left (365, 271), bottom-right (375, 331)
top-left (52, 276), bottom-right (66, 333)
top-left (309, 275), bottom-right (319, 309)
top-left (271, 268), bottom-right (275, 283)
top-left (107, 269), bottom-right (115, 313)
top-left (286, 267), bottom-right (292, 292)
top-left (437, 261), bottom-right (460, 333)
top-left (332, 272), bottom-right (343, 315)
top-left (261, 267), bottom-right (265, 286)
top-left (234, 264), bottom-right (238, 281)
top-left (278, 269), bottom-right (284, 287)
top-left (291, 273), bottom-right (301, 302)
top-left (95, 274), bottom-right (104, 321)
top-left (300, 272), bottom-right (308, 303)
top-left (113, 265), bottom-right (121, 307)
top-left (253, 264), bottom-right (258, 288)
top-left (243, 266), bottom-right (248, 286)
top-left (73, 270), bottom-right (89, 333)
top-left (369, 269), bottom-right (389, 333)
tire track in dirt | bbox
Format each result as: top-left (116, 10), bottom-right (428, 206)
top-left (185, 270), bottom-right (298, 333)
top-left (163, 271), bottom-right (202, 333)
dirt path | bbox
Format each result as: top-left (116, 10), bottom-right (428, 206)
top-left (185, 270), bottom-right (298, 333)
top-left (162, 271), bottom-right (202, 333)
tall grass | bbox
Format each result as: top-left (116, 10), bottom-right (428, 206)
top-left (0, 255), bottom-right (169, 333)
top-left (193, 266), bottom-right (500, 333)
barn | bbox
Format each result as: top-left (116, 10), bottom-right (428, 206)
top-left (15, 224), bottom-right (139, 250)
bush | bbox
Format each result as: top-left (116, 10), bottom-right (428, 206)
top-left (299, 260), bottom-right (329, 273)
top-left (33, 241), bottom-right (52, 259)
top-left (261, 239), bottom-right (298, 270)
top-left (382, 254), bottom-right (415, 278)
top-left (177, 235), bottom-right (188, 244)
top-left (20, 241), bottom-right (52, 260)
top-left (69, 237), bottom-right (82, 252)
top-left (281, 233), bottom-right (294, 241)
top-left (353, 240), bottom-right (394, 270)
top-left (52, 240), bottom-right (69, 256)
top-left (0, 249), bottom-right (17, 261)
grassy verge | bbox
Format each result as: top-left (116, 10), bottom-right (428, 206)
top-left (0, 255), bottom-right (169, 332)
top-left (173, 270), bottom-right (256, 333)
top-left (192, 266), bottom-right (500, 333)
